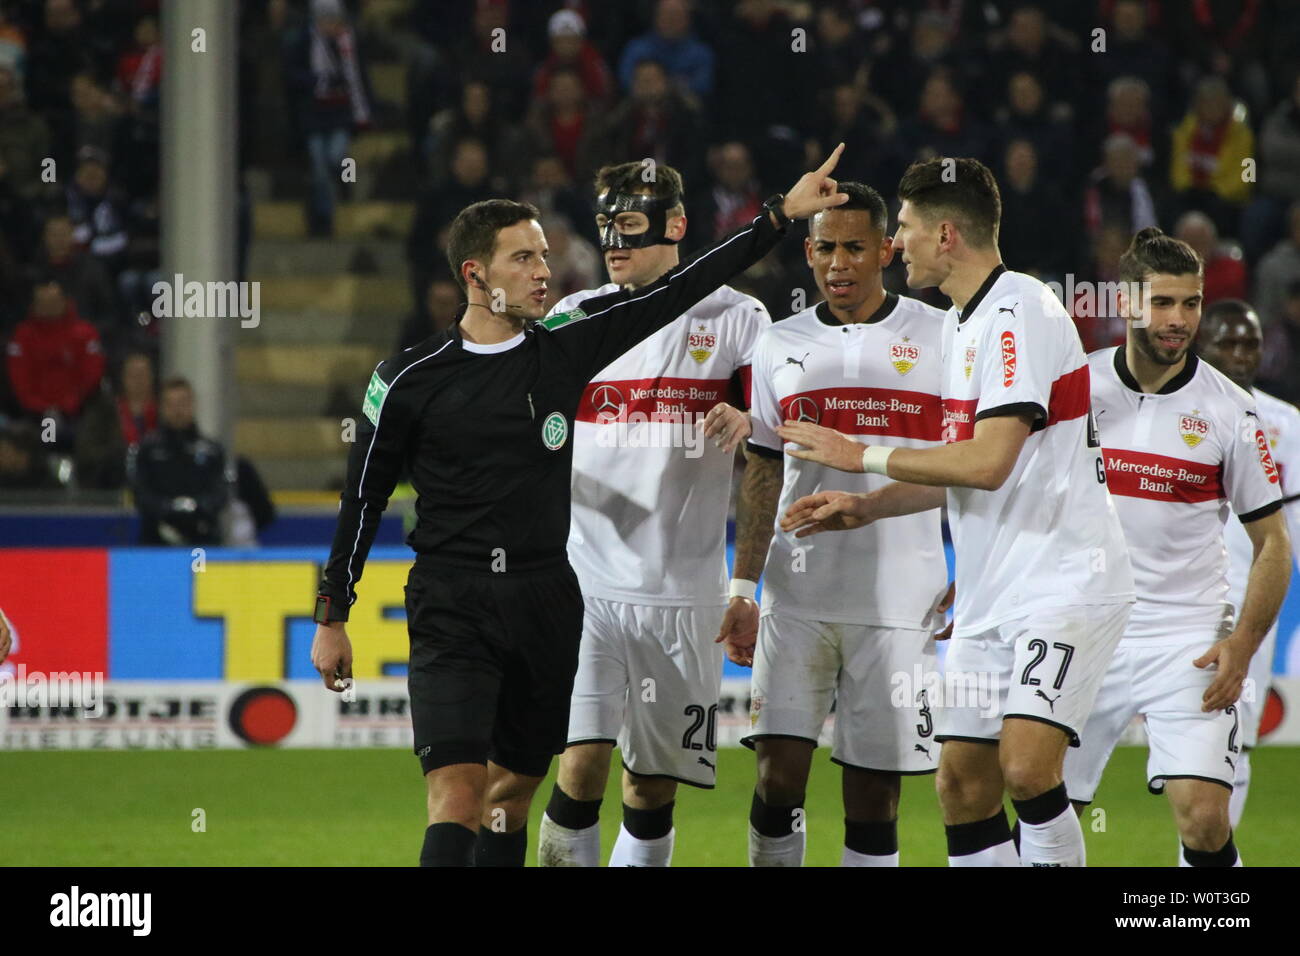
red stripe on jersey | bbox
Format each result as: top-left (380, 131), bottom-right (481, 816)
top-left (780, 387), bottom-right (945, 440)
top-left (1045, 364), bottom-right (1091, 425)
top-left (577, 376), bottom-right (733, 423)
top-left (941, 398), bottom-right (978, 443)
top-left (737, 365), bottom-right (752, 408)
top-left (1102, 448), bottom-right (1225, 503)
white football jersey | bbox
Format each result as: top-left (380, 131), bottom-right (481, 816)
top-left (552, 282), bottom-right (770, 605)
top-left (1090, 347), bottom-right (1284, 641)
top-left (749, 294), bottom-right (949, 628)
top-left (1224, 387), bottom-right (1300, 613)
top-left (941, 267), bottom-right (1134, 638)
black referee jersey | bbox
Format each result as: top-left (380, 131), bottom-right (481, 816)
top-left (316, 211), bottom-right (786, 618)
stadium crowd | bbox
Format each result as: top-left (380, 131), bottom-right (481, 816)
top-left (1, 0), bottom-right (1299, 511)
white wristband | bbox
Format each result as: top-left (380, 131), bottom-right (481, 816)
top-left (861, 445), bottom-right (895, 475)
top-left (728, 579), bottom-right (758, 602)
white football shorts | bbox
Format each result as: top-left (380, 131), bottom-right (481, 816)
top-left (1064, 626), bottom-right (1241, 803)
top-left (566, 595), bottom-right (725, 788)
top-left (741, 612), bottom-right (940, 774)
top-left (934, 602), bottom-right (1130, 746)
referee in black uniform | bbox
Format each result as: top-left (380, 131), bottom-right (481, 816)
top-left (311, 146), bottom-right (849, 867)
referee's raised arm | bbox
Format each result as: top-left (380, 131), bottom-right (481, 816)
top-left (542, 144), bottom-right (850, 380)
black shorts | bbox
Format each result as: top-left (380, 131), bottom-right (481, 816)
top-left (405, 560), bottom-right (583, 778)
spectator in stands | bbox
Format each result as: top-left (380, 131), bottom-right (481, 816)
top-left (24, 0), bottom-right (95, 116)
top-left (1242, 73), bottom-right (1300, 263)
top-left (4, 276), bottom-right (105, 442)
top-left (995, 71), bottom-right (1073, 184)
top-left (1090, 0), bottom-right (1175, 118)
top-left (533, 9), bottom-right (612, 109)
top-left (516, 153), bottom-right (592, 246)
top-left (999, 138), bottom-right (1072, 281)
top-left (688, 141), bottom-right (763, 247)
top-left (0, 422), bottom-right (55, 490)
top-left (0, 65), bottom-right (52, 202)
top-left (982, 4), bottom-right (1079, 114)
top-left (282, 0), bottom-right (372, 237)
top-left (449, 0), bottom-right (532, 117)
top-left (66, 147), bottom-right (129, 273)
top-left (114, 14), bottom-right (161, 113)
top-left (1254, 201), bottom-right (1300, 326)
top-left (1257, 279), bottom-right (1300, 404)
top-left (397, 278), bottom-right (462, 354)
top-left (1084, 133), bottom-right (1159, 243)
top-left (112, 13), bottom-right (161, 201)
top-left (38, 213), bottom-right (115, 329)
top-left (811, 1), bottom-right (871, 92)
top-left (225, 455), bottom-right (278, 547)
top-left (590, 58), bottom-right (705, 187)
top-left (427, 79), bottom-right (528, 189)
top-left (715, 0), bottom-right (810, 145)
top-left (808, 80), bottom-right (895, 186)
top-left (1175, 210), bottom-right (1248, 306)
top-left (406, 136), bottom-right (495, 312)
top-left (129, 377), bottom-right (229, 546)
top-left (1170, 75), bottom-right (1254, 235)
top-left (873, 10), bottom-right (959, 117)
top-left (0, 7), bottom-right (26, 85)
top-left (618, 0), bottom-right (714, 101)
top-left (540, 215), bottom-right (601, 310)
top-left (0, 152), bottom-right (36, 267)
top-left (74, 349), bottom-right (155, 490)
top-left (526, 65), bottom-right (594, 181)
top-left (1097, 76), bottom-right (1163, 177)
top-left (894, 68), bottom-right (991, 170)
top-left (1172, 0), bottom-right (1268, 119)
top-left (61, 72), bottom-right (123, 170)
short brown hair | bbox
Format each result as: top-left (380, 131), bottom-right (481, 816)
top-left (1118, 227), bottom-right (1203, 284)
top-left (897, 157), bottom-right (1001, 248)
top-left (593, 161), bottom-right (685, 214)
top-left (160, 376), bottom-right (193, 394)
top-left (445, 199), bottom-right (541, 290)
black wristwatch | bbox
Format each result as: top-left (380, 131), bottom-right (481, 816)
top-left (762, 193), bottom-right (791, 231)
top-left (314, 594), bottom-right (345, 625)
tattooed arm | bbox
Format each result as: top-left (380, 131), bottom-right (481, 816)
top-left (715, 450), bottom-right (784, 666)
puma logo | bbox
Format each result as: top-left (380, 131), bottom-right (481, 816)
top-left (785, 352), bottom-right (810, 372)
top-left (914, 744), bottom-right (931, 758)
top-left (1224, 755), bottom-right (1236, 771)
top-left (998, 303), bottom-right (1018, 316)
top-left (1035, 689), bottom-right (1060, 712)
top-left (697, 756), bottom-right (715, 770)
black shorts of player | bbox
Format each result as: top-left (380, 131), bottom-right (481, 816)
top-left (405, 558), bottom-right (583, 778)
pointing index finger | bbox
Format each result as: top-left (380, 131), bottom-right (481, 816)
top-left (818, 142), bottom-right (845, 176)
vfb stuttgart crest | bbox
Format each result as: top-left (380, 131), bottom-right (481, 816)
top-left (1179, 413), bottom-right (1210, 448)
top-left (963, 346), bottom-right (977, 380)
top-left (687, 323), bottom-right (716, 363)
top-left (786, 395), bottom-right (820, 424)
top-left (890, 338), bottom-right (920, 375)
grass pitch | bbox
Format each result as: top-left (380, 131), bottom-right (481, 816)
top-left (3, 746), bottom-right (1295, 866)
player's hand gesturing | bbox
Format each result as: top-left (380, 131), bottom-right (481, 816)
top-left (702, 402), bottom-right (751, 453)
top-left (780, 489), bottom-right (875, 537)
top-left (777, 420), bottom-right (865, 472)
top-left (1194, 633), bottom-right (1252, 712)
top-left (779, 142), bottom-right (850, 220)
